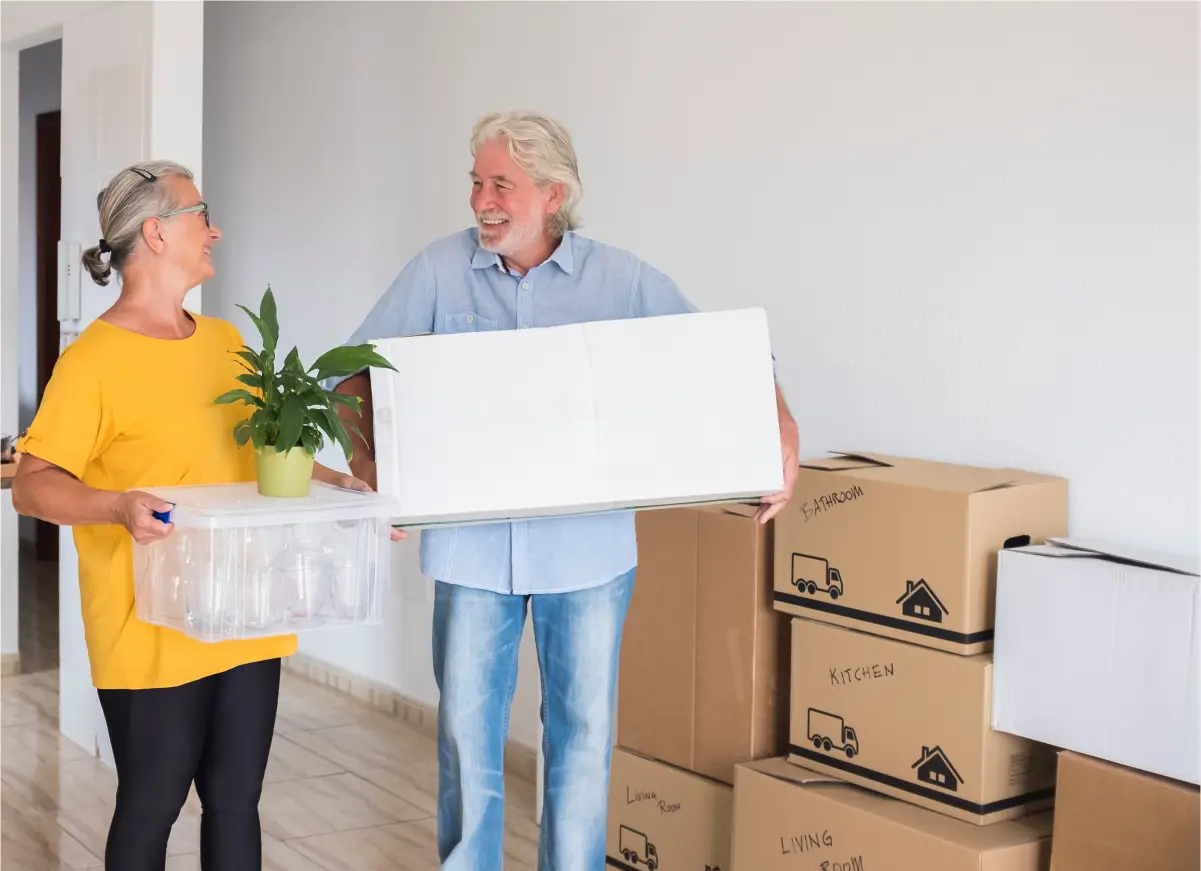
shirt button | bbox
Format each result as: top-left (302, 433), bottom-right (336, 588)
top-left (519, 324), bottom-right (529, 329)
top-left (521, 282), bottom-right (530, 291)
top-left (466, 315), bottom-right (474, 324)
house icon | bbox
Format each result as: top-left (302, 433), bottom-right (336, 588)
top-left (912, 745), bottom-right (965, 793)
top-left (895, 579), bottom-right (949, 624)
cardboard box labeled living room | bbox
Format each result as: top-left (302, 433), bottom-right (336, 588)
top-left (607, 747), bottom-right (733, 871)
top-left (788, 617), bottom-right (1056, 825)
top-left (772, 453), bottom-right (1068, 655)
top-left (732, 758), bottom-right (1053, 871)
top-left (368, 308), bottom-right (784, 528)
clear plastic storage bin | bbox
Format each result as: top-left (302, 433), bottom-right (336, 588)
top-left (133, 482), bottom-right (397, 643)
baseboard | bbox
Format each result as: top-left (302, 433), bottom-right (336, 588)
top-left (282, 652), bottom-right (538, 784)
top-left (0, 653), bottom-right (20, 677)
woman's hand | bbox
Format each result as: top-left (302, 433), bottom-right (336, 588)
top-left (316, 466), bottom-right (407, 541)
top-left (114, 490), bottom-right (175, 545)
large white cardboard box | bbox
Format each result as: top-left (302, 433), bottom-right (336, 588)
top-left (369, 309), bottom-right (784, 528)
top-left (992, 537), bottom-right (1200, 784)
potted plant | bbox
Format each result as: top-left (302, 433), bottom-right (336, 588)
top-left (214, 287), bottom-right (396, 497)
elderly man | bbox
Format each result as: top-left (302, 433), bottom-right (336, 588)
top-left (334, 110), bottom-right (798, 869)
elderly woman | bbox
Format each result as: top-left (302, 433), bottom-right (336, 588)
top-left (12, 161), bottom-right (383, 871)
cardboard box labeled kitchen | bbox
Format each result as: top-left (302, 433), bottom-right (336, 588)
top-left (993, 538), bottom-right (1200, 784)
top-left (772, 453), bottom-right (1068, 654)
top-left (1049, 751), bottom-right (1199, 871)
top-left (618, 504), bottom-right (789, 784)
top-left (607, 747), bottom-right (732, 871)
top-left (788, 618), bottom-right (1055, 824)
top-left (732, 758), bottom-right (1053, 871)
top-left (369, 309), bottom-right (783, 528)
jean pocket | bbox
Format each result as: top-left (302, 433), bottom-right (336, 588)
top-left (445, 312), bottom-right (499, 333)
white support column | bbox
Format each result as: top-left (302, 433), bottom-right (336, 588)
top-left (1, 0), bottom-right (205, 762)
top-left (0, 45), bottom-right (19, 667)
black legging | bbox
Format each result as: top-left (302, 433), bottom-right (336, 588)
top-left (97, 657), bottom-right (281, 871)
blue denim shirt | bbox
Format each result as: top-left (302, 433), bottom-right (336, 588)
top-left (342, 228), bottom-right (698, 595)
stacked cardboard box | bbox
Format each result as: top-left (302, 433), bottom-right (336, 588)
top-left (1048, 751), bottom-right (1199, 871)
top-left (991, 538), bottom-right (1201, 867)
top-left (731, 453), bottom-right (1068, 869)
top-left (608, 503), bottom-right (790, 868)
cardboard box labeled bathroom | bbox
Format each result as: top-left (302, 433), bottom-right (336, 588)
top-left (618, 504), bottom-right (789, 784)
top-left (773, 453), bottom-right (1067, 654)
top-left (992, 538), bottom-right (1200, 784)
top-left (788, 618), bottom-right (1056, 825)
top-left (607, 747), bottom-right (732, 871)
top-left (369, 309), bottom-right (783, 528)
top-left (732, 758), bottom-right (1053, 871)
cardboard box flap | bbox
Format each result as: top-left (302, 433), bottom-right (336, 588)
top-left (708, 501), bottom-right (763, 519)
top-left (741, 757), bottom-right (845, 786)
top-left (797, 452), bottom-right (896, 472)
top-left (795, 453), bottom-right (1058, 494)
top-left (1041, 537), bottom-right (1200, 577)
top-left (737, 760), bottom-right (1054, 850)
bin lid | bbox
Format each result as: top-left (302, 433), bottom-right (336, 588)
top-left (142, 481), bottom-right (398, 529)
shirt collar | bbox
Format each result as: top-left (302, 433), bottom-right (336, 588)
top-left (470, 230), bottom-right (576, 276)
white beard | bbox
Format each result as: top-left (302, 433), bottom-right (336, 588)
top-left (479, 215), bottom-right (544, 256)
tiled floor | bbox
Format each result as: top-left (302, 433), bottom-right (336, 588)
top-left (16, 553), bottom-right (59, 675)
top-left (1, 556), bottom-right (540, 870)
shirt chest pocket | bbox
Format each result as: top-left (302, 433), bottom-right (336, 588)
top-left (444, 312), bottom-right (499, 333)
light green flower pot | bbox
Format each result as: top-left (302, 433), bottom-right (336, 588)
top-left (255, 447), bottom-right (316, 498)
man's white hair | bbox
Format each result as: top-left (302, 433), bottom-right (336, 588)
top-left (470, 110), bottom-right (583, 237)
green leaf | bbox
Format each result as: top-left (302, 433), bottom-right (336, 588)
top-left (276, 395), bottom-right (304, 453)
top-left (236, 372), bottom-right (263, 391)
top-left (235, 304), bottom-right (274, 356)
top-left (213, 389), bottom-right (263, 408)
top-left (325, 391), bottom-right (363, 414)
top-left (249, 412), bottom-right (268, 450)
top-left (313, 407), bottom-right (353, 462)
top-left (283, 346), bottom-right (305, 374)
top-left (236, 348), bottom-right (262, 370)
top-left (300, 425), bottom-right (322, 456)
top-left (233, 420), bottom-right (252, 447)
top-left (260, 287), bottom-right (279, 353)
top-left (308, 344), bottom-right (397, 381)
top-left (341, 416), bottom-right (366, 447)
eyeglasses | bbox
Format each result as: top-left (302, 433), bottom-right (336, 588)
top-left (159, 202), bottom-right (210, 227)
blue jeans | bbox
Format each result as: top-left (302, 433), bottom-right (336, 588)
top-left (432, 569), bottom-right (636, 871)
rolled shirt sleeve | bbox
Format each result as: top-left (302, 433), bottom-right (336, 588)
top-left (631, 261), bottom-right (699, 318)
top-left (326, 250), bottom-right (437, 391)
top-left (632, 259), bottom-right (777, 376)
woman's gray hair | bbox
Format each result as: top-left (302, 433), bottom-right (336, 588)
top-left (81, 160), bottom-right (194, 286)
top-left (470, 111), bottom-right (583, 237)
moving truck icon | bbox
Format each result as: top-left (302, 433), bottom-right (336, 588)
top-left (619, 825), bottom-right (659, 870)
top-left (792, 554), bottom-right (845, 600)
top-left (808, 708), bottom-right (860, 758)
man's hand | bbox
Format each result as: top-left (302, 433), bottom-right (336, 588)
top-left (114, 490), bottom-right (175, 545)
top-left (317, 466), bottom-right (407, 541)
top-left (756, 386), bottom-right (800, 525)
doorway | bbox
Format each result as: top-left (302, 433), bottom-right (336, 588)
top-left (16, 38), bottom-right (63, 676)
top-left (35, 109), bottom-right (60, 563)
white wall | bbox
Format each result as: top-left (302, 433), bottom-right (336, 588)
top-left (17, 39), bottom-right (61, 545)
top-left (203, 1), bottom-right (1199, 750)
